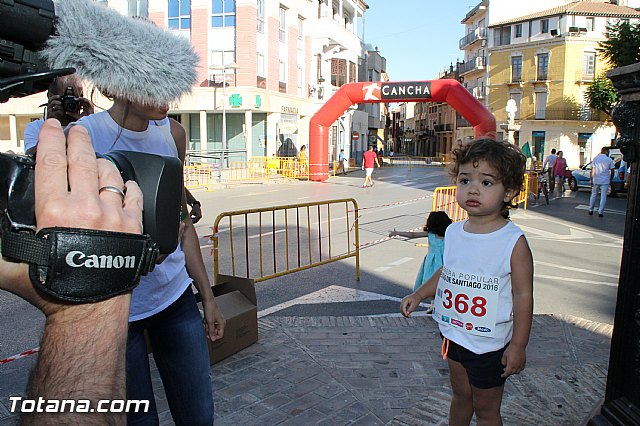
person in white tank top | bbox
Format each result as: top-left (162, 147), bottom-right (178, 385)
top-left (76, 94), bottom-right (225, 425)
top-left (401, 139), bottom-right (534, 426)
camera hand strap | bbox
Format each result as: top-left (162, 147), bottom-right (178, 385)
top-left (2, 221), bottom-right (158, 303)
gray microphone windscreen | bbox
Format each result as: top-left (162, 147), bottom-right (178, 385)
top-left (40, 0), bottom-right (199, 106)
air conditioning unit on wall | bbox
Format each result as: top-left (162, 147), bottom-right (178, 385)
top-left (550, 28), bottom-right (559, 36)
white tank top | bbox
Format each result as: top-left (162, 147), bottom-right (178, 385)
top-left (433, 220), bottom-right (524, 354)
top-left (75, 112), bottom-right (190, 321)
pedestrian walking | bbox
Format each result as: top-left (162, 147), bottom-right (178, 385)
top-left (543, 148), bottom-right (558, 192)
top-left (553, 150), bottom-right (568, 193)
top-left (589, 146), bottom-right (615, 217)
top-left (400, 139), bottom-right (533, 426)
top-left (389, 211), bottom-right (452, 292)
top-left (337, 148), bottom-right (348, 175)
top-left (362, 145), bottom-right (378, 187)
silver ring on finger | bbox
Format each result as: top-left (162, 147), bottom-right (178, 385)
top-left (99, 185), bottom-right (126, 202)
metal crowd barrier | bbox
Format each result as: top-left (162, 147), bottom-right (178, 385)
top-left (431, 174), bottom-right (529, 221)
top-left (382, 156), bottom-right (447, 168)
top-left (183, 157), bottom-right (310, 189)
top-left (211, 198), bottom-right (360, 284)
top-left (226, 157), bottom-right (309, 182)
top-left (250, 156), bottom-right (309, 181)
top-left (184, 164), bottom-right (217, 190)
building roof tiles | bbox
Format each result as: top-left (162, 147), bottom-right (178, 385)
top-left (490, 1), bottom-right (640, 27)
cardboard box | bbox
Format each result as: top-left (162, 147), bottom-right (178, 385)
top-left (146, 275), bottom-right (258, 365)
top-left (197, 275), bottom-right (258, 365)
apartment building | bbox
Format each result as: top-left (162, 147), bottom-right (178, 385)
top-left (488, 2), bottom-right (640, 167)
top-left (355, 44), bottom-right (387, 163)
top-left (0, 0), bottom-right (371, 166)
top-left (457, 0), bottom-right (580, 143)
top-left (456, 0), bottom-right (640, 146)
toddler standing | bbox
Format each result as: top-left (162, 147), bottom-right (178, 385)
top-left (400, 139), bottom-right (534, 425)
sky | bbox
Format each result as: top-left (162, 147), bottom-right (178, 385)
top-left (363, 0), bottom-right (481, 81)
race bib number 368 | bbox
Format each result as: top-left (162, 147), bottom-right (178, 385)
top-left (433, 266), bottom-right (500, 337)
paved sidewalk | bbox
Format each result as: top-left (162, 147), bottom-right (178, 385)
top-left (0, 313), bottom-right (612, 425)
top-left (152, 314), bottom-right (610, 425)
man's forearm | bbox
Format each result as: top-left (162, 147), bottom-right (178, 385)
top-left (23, 293), bottom-right (131, 425)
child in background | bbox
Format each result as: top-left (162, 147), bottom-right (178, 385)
top-left (389, 211), bottom-right (452, 291)
top-left (400, 139), bottom-right (534, 425)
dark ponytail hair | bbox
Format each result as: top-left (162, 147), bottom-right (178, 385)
top-left (424, 211), bottom-right (452, 237)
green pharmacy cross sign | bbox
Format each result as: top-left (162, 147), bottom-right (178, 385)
top-left (229, 94), bottom-right (242, 108)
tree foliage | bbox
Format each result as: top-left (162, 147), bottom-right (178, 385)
top-left (597, 20), bottom-right (640, 68)
top-left (585, 73), bottom-right (619, 116)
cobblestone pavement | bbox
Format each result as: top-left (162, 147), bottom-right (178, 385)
top-left (152, 314), bottom-right (609, 426)
top-left (0, 314), bottom-right (612, 426)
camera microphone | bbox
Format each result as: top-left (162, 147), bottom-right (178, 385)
top-left (0, 0), bottom-right (198, 106)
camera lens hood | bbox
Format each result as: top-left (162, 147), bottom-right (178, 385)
top-left (102, 151), bottom-right (182, 254)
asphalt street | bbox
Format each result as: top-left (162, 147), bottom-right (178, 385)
top-left (0, 165), bottom-right (626, 421)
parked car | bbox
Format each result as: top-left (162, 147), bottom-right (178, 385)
top-left (568, 148), bottom-right (627, 195)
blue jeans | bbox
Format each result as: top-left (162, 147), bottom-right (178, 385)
top-left (589, 183), bottom-right (609, 214)
top-left (126, 288), bottom-right (214, 425)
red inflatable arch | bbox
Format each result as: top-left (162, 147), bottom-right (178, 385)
top-left (308, 80), bottom-right (496, 181)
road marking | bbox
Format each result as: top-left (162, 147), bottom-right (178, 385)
top-left (389, 257), bottom-right (413, 266)
top-left (526, 238), bottom-right (620, 248)
top-left (374, 257), bottom-right (414, 272)
top-left (518, 224), bottom-right (592, 240)
top-left (248, 229), bottom-right (287, 239)
top-left (514, 213), bottom-right (623, 243)
top-left (257, 285), bottom-right (430, 318)
top-left (535, 260), bottom-right (619, 278)
top-left (575, 205), bottom-right (626, 215)
top-left (403, 183), bottom-right (437, 190)
top-left (535, 274), bottom-right (618, 287)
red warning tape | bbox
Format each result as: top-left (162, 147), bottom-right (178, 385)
top-left (358, 226), bottom-right (424, 249)
top-left (351, 194), bottom-right (432, 213)
top-left (0, 347), bottom-right (40, 365)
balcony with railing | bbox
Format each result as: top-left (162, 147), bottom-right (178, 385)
top-left (472, 86), bottom-right (486, 99)
top-left (519, 107), bottom-right (609, 121)
top-left (434, 124), bottom-right (454, 132)
top-left (459, 56), bottom-right (486, 76)
top-left (459, 27), bottom-right (487, 49)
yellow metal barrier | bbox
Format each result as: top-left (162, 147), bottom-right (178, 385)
top-left (514, 174), bottom-right (529, 209)
top-left (248, 156), bottom-right (309, 181)
top-left (384, 156), bottom-right (447, 168)
top-left (184, 164), bottom-right (216, 190)
top-left (432, 174), bottom-right (529, 222)
top-left (212, 198), bottom-right (360, 283)
top-left (431, 186), bottom-right (468, 222)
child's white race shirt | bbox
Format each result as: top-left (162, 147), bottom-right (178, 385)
top-left (433, 220), bottom-right (524, 354)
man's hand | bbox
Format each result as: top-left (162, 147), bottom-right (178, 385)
top-left (0, 119), bottom-right (145, 424)
top-left (0, 119), bottom-right (143, 316)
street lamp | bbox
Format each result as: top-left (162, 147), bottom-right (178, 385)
top-left (209, 62), bottom-right (238, 169)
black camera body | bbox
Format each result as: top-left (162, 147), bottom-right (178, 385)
top-left (60, 86), bottom-right (80, 114)
top-left (0, 150), bottom-right (183, 255)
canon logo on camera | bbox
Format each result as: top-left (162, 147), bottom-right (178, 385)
top-left (65, 251), bottom-right (136, 269)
